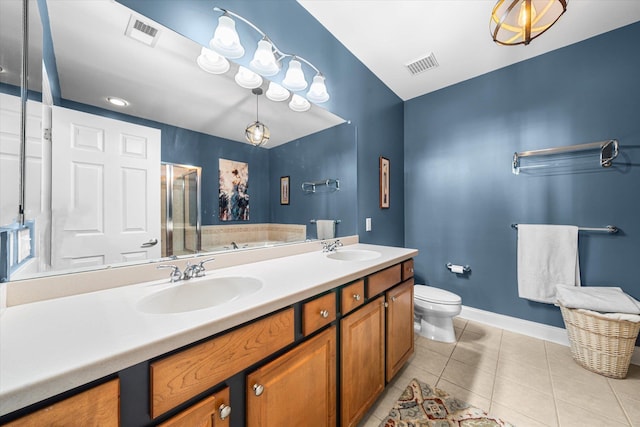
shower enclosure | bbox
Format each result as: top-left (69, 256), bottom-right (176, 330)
top-left (161, 163), bottom-right (201, 257)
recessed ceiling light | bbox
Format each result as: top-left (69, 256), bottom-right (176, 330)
top-left (107, 96), bottom-right (129, 107)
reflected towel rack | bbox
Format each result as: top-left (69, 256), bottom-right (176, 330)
top-left (310, 219), bottom-right (341, 224)
top-left (302, 179), bottom-right (340, 193)
top-left (511, 224), bottom-right (618, 233)
top-left (512, 139), bottom-right (618, 174)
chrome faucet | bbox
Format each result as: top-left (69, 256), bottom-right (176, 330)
top-left (321, 239), bottom-right (343, 252)
top-left (157, 257), bottom-right (215, 282)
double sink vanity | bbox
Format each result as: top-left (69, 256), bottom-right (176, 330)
top-left (0, 239), bottom-right (417, 426)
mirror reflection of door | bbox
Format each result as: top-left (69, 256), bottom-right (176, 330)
top-left (161, 163), bottom-right (201, 258)
top-left (51, 106), bottom-right (161, 270)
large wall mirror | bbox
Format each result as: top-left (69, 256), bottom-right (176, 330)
top-left (0, 0), bottom-right (357, 282)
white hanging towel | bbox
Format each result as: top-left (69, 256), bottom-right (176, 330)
top-left (517, 224), bottom-right (580, 304)
top-left (316, 220), bottom-right (335, 240)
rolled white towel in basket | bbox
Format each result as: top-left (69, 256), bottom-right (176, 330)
top-left (555, 284), bottom-right (640, 314)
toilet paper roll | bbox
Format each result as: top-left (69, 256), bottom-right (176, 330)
top-left (450, 264), bottom-right (465, 274)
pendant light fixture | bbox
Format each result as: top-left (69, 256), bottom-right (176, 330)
top-left (490, 0), bottom-right (567, 46)
top-left (245, 88), bottom-right (270, 147)
top-left (205, 7), bottom-right (330, 110)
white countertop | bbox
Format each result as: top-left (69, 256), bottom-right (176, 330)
top-left (0, 243), bottom-right (417, 416)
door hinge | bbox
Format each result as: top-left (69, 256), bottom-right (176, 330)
top-left (43, 128), bottom-right (51, 141)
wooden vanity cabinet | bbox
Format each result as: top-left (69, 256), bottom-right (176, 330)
top-left (158, 387), bottom-right (230, 427)
top-left (246, 327), bottom-right (337, 427)
top-left (385, 278), bottom-right (415, 381)
top-left (340, 296), bottom-right (386, 427)
top-left (3, 379), bottom-right (119, 427)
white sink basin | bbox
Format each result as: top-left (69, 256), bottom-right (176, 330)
top-left (137, 276), bottom-right (263, 314)
top-left (326, 249), bottom-right (381, 262)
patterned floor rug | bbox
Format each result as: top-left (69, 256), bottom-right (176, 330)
top-left (379, 378), bottom-right (515, 427)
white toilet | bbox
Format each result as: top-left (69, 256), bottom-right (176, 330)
top-left (414, 284), bottom-right (462, 343)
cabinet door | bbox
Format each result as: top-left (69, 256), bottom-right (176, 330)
top-left (340, 296), bottom-right (385, 427)
top-left (246, 327), bottom-right (336, 427)
top-left (158, 387), bottom-right (230, 427)
top-left (386, 279), bottom-right (415, 381)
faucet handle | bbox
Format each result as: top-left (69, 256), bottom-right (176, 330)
top-left (334, 239), bottom-right (342, 248)
top-left (157, 264), bottom-right (182, 282)
top-left (194, 257), bottom-right (215, 277)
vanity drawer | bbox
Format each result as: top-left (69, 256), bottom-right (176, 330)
top-left (150, 308), bottom-right (294, 418)
top-left (341, 279), bottom-right (365, 315)
top-left (3, 379), bottom-right (119, 427)
top-left (367, 264), bottom-right (402, 298)
top-left (302, 292), bottom-right (336, 336)
top-left (402, 259), bottom-right (414, 281)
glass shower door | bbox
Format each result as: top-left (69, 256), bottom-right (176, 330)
top-left (161, 163), bottom-right (201, 257)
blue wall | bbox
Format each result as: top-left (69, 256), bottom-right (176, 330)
top-left (117, 0), bottom-right (406, 247)
top-left (404, 22), bottom-right (640, 328)
top-left (270, 122), bottom-right (357, 239)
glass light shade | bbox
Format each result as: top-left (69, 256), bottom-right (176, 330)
top-left (210, 15), bottom-right (245, 58)
top-left (245, 121), bottom-right (270, 146)
top-left (490, 0), bottom-right (567, 46)
top-left (265, 82), bottom-right (290, 102)
top-left (306, 75), bottom-right (329, 103)
top-left (235, 66), bottom-right (263, 89)
top-left (282, 59), bottom-right (307, 91)
top-left (288, 94), bottom-right (310, 112)
top-left (196, 47), bottom-right (230, 74)
top-left (249, 40), bottom-right (280, 76)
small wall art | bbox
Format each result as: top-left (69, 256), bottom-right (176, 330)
top-left (379, 156), bottom-right (390, 208)
top-left (280, 176), bottom-right (290, 205)
top-left (219, 158), bottom-right (249, 221)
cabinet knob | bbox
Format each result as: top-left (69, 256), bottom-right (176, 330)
top-left (352, 293), bottom-right (361, 301)
top-left (410, 268), bottom-right (414, 273)
top-left (253, 383), bottom-right (264, 396)
top-left (219, 404), bottom-right (231, 420)
top-left (391, 296), bottom-right (397, 302)
top-left (320, 309), bottom-right (330, 318)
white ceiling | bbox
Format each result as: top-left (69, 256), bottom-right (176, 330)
top-left (297, 0), bottom-right (640, 101)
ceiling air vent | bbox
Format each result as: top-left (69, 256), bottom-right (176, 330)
top-left (125, 15), bottom-right (160, 47)
top-left (405, 53), bottom-right (439, 75)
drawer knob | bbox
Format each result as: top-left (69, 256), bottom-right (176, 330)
top-left (353, 294), bottom-right (361, 301)
top-left (253, 383), bottom-right (264, 396)
top-left (391, 296), bottom-right (397, 302)
top-left (410, 268), bottom-right (414, 273)
top-left (219, 404), bottom-right (232, 420)
top-left (320, 309), bottom-right (330, 318)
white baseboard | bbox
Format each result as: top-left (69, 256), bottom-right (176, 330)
top-left (459, 305), bottom-right (640, 367)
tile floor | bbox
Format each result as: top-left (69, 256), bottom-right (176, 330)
top-left (358, 317), bottom-right (640, 427)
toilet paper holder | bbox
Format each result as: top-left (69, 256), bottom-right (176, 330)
top-left (446, 263), bottom-right (471, 274)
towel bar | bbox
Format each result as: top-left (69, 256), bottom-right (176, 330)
top-left (511, 224), bottom-right (618, 233)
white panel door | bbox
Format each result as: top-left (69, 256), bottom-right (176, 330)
top-left (51, 106), bottom-right (161, 270)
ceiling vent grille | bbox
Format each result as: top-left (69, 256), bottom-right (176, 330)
top-left (125, 15), bottom-right (160, 47)
top-left (406, 53), bottom-right (439, 75)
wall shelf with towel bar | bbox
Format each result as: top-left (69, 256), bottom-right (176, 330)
top-left (512, 139), bottom-right (618, 175)
top-left (511, 224), bottom-right (618, 233)
top-left (301, 179), bottom-right (340, 193)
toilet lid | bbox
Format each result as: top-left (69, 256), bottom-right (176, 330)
top-left (414, 285), bottom-right (461, 305)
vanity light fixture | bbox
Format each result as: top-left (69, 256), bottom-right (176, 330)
top-left (235, 66), bottom-right (263, 89)
top-left (490, 0), bottom-right (567, 46)
top-left (207, 6), bottom-right (330, 108)
top-left (265, 82), bottom-right (290, 102)
top-left (245, 87), bottom-right (270, 146)
top-left (196, 46), bottom-right (230, 74)
top-left (288, 94), bottom-right (311, 113)
top-left (106, 96), bottom-right (129, 107)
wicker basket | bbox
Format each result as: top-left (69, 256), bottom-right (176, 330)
top-left (559, 304), bottom-right (640, 379)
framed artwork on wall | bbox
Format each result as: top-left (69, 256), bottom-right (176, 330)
top-left (280, 176), bottom-right (290, 205)
top-left (219, 158), bottom-right (249, 221)
top-left (379, 156), bottom-right (390, 208)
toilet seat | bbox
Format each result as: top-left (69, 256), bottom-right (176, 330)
top-left (414, 285), bottom-right (461, 305)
